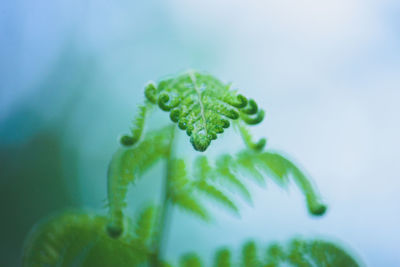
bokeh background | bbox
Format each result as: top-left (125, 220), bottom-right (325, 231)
top-left (1, 0), bottom-right (400, 266)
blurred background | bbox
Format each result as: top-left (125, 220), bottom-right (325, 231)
top-left (1, 0), bottom-right (400, 266)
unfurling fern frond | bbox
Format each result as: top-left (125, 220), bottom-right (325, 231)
top-left (236, 121), bottom-right (266, 151)
top-left (191, 147), bottom-right (325, 217)
top-left (168, 159), bottom-right (209, 221)
top-left (107, 126), bottom-right (174, 238)
top-left (229, 150), bottom-right (326, 216)
top-left (257, 152), bottom-right (327, 216)
top-left (120, 102), bottom-right (152, 146)
top-left (144, 71), bottom-right (264, 152)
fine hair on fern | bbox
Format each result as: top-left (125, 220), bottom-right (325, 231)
top-left (22, 70), bottom-right (362, 267)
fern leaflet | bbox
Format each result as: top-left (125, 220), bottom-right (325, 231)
top-left (134, 205), bottom-right (157, 248)
top-left (242, 241), bottom-right (260, 267)
top-left (193, 155), bottom-right (239, 213)
top-left (196, 180), bottom-right (239, 214)
top-left (168, 159), bottom-right (209, 221)
top-left (180, 253), bottom-right (203, 267)
top-left (213, 248), bottom-right (232, 267)
top-left (215, 155), bottom-right (252, 201)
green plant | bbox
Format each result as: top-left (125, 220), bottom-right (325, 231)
top-left (22, 71), bottom-right (361, 266)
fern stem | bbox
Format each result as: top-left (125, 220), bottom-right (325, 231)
top-left (151, 127), bottom-right (177, 267)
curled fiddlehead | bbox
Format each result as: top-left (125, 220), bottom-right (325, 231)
top-left (235, 121), bottom-right (266, 151)
top-left (144, 71), bottom-right (265, 152)
top-left (119, 102), bottom-right (152, 147)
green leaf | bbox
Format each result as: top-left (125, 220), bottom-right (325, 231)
top-left (214, 248), bottom-right (232, 267)
top-left (264, 243), bottom-right (285, 267)
top-left (196, 180), bottom-right (239, 214)
top-left (145, 71), bottom-right (264, 151)
top-left (236, 150), bottom-right (265, 185)
top-left (134, 205), bottom-right (157, 247)
top-left (215, 155), bottom-right (252, 202)
top-left (256, 152), bottom-right (293, 187)
top-left (169, 159), bottom-right (209, 221)
top-left (180, 253), bottom-right (203, 267)
top-left (193, 155), bottom-right (213, 181)
top-left (173, 193), bottom-right (209, 221)
top-left (242, 241), bottom-right (260, 267)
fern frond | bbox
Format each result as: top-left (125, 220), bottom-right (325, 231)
top-left (215, 155), bottom-right (252, 202)
top-left (107, 126), bottom-right (174, 238)
top-left (120, 102), bottom-right (151, 147)
top-left (180, 253), bottom-right (203, 267)
top-left (242, 241), bottom-right (260, 267)
top-left (196, 180), bottom-right (239, 213)
top-left (190, 150), bottom-right (326, 218)
top-left (168, 159), bottom-right (209, 221)
top-left (213, 149), bottom-right (327, 217)
top-left (145, 71), bottom-right (264, 152)
top-left (213, 248), bottom-right (232, 267)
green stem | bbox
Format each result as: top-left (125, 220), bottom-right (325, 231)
top-left (151, 127), bottom-right (176, 266)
